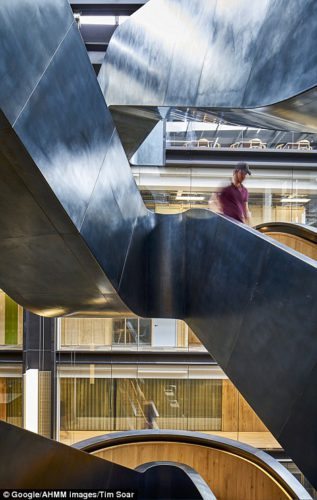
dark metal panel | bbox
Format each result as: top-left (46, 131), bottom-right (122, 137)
top-left (0, 233), bottom-right (109, 314)
top-left (23, 311), bottom-right (55, 371)
top-left (117, 212), bottom-right (155, 315)
top-left (14, 23), bottom-right (114, 229)
top-left (0, 421), bottom-right (140, 489)
top-left (1, 0), bottom-right (317, 489)
top-left (0, 1), bottom-right (133, 316)
top-left (80, 129), bottom-right (146, 289)
top-left (71, 2), bottom-right (146, 16)
top-left (243, 0), bottom-right (317, 107)
top-left (101, 0), bottom-right (317, 109)
top-left (101, 0), bottom-right (317, 152)
top-left (146, 213), bottom-right (186, 318)
top-left (165, 147), bottom-right (317, 169)
top-left (195, 2), bottom-right (271, 109)
top-left (108, 106), bottom-right (160, 159)
top-left (0, 0), bottom-right (74, 124)
top-left (0, 118), bottom-right (79, 236)
top-left (135, 462), bottom-right (213, 500)
top-left (278, 360), bottom-right (317, 487)
top-left (186, 212), bottom-right (270, 368)
top-left (0, 120), bottom-right (129, 316)
top-left (56, 350), bottom-right (214, 364)
top-left (130, 119), bottom-right (165, 166)
top-left (224, 243), bottom-right (317, 436)
top-left (0, 351), bottom-right (23, 363)
top-left (0, 148), bottom-right (56, 239)
top-left (80, 24), bottom-right (116, 44)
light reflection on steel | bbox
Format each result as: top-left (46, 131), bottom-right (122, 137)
top-left (0, 0), bottom-right (317, 491)
top-left (99, 0), bottom-right (317, 155)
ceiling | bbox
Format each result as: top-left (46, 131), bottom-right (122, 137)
top-left (70, 1), bottom-right (146, 71)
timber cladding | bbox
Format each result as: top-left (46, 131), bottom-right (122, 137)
top-left (93, 441), bottom-right (291, 500)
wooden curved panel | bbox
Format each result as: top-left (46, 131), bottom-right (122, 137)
top-left (265, 232), bottom-right (317, 259)
top-left (93, 441), bottom-right (291, 500)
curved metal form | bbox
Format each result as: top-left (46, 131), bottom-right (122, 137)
top-left (0, 422), bottom-right (214, 498)
top-left (0, 421), bottom-right (140, 489)
top-left (135, 461), bottom-right (216, 500)
top-left (99, 0), bottom-right (317, 156)
top-left (74, 430), bottom-right (310, 500)
top-left (256, 222), bottom-right (317, 244)
top-left (1, 0), bottom-right (317, 490)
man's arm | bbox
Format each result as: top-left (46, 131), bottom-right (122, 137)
top-left (244, 201), bottom-right (251, 225)
top-left (208, 192), bottom-right (222, 213)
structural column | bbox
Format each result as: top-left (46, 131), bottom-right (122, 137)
top-left (23, 311), bottom-right (56, 438)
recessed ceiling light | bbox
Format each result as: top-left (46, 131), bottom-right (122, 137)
top-left (280, 198), bottom-right (311, 203)
top-left (79, 15), bottom-right (116, 25)
top-left (176, 195), bottom-right (205, 201)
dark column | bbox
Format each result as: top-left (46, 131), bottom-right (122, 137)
top-left (23, 311), bottom-right (56, 438)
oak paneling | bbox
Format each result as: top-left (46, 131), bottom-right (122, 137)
top-left (222, 380), bottom-right (268, 432)
top-left (61, 318), bottom-right (113, 346)
top-left (266, 232), bottom-right (317, 260)
top-left (94, 441), bottom-right (290, 500)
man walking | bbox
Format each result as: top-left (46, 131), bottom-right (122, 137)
top-left (217, 162), bottom-right (251, 224)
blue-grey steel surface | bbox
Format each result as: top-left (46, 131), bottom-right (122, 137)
top-left (99, 0), bottom-right (317, 153)
top-left (1, 0), bottom-right (317, 490)
top-left (130, 120), bottom-right (165, 166)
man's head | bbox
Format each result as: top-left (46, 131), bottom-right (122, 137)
top-left (233, 162), bottom-right (251, 183)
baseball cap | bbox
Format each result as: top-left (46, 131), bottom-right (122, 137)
top-left (236, 162), bottom-right (251, 175)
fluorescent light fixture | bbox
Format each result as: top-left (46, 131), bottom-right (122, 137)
top-left (280, 197), bottom-right (311, 203)
top-left (79, 15), bottom-right (116, 25)
top-left (176, 195), bottom-right (205, 201)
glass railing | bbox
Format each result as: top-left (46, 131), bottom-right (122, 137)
top-left (58, 317), bottom-right (207, 352)
top-left (56, 363), bottom-right (280, 451)
top-left (132, 166), bottom-right (317, 227)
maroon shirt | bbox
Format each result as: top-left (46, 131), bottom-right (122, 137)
top-left (218, 183), bottom-right (248, 222)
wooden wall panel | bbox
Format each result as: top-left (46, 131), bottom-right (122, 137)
top-left (38, 371), bottom-right (51, 438)
top-left (250, 206), bottom-right (305, 227)
top-left (238, 394), bottom-right (268, 432)
top-left (266, 232), bottom-right (317, 260)
top-left (61, 318), bottom-right (112, 346)
top-left (222, 380), bottom-right (238, 431)
top-left (222, 380), bottom-right (268, 432)
top-left (188, 327), bottom-right (201, 346)
top-left (94, 441), bottom-right (290, 500)
top-left (176, 320), bottom-right (188, 347)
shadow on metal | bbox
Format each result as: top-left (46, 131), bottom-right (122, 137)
top-left (0, 0), bottom-right (317, 490)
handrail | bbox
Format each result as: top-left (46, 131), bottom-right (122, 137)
top-left (256, 222), bottom-right (317, 244)
top-left (129, 379), bottom-right (146, 420)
